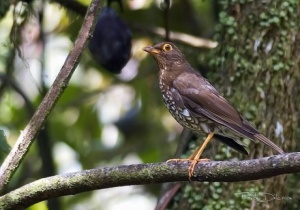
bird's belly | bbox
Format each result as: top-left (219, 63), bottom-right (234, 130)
top-left (163, 99), bottom-right (210, 132)
top-left (167, 103), bottom-right (244, 143)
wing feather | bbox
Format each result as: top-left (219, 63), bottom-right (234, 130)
top-left (173, 72), bottom-right (259, 140)
top-left (172, 72), bottom-right (284, 154)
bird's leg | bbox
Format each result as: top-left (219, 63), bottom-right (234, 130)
top-left (166, 132), bottom-right (214, 179)
top-left (188, 132), bottom-right (214, 178)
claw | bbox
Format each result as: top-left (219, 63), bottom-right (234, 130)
top-left (166, 158), bottom-right (210, 181)
top-left (188, 158), bottom-right (210, 179)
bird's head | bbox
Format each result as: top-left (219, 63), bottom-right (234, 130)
top-left (143, 42), bottom-right (186, 70)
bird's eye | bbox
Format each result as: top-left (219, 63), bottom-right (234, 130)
top-left (162, 44), bottom-right (172, 52)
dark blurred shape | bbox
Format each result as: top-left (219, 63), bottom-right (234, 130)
top-left (160, 0), bottom-right (171, 10)
top-left (22, 0), bottom-right (34, 3)
top-left (108, 0), bottom-right (123, 12)
top-left (89, 7), bottom-right (132, 74)
top-left (114, 107), bottom-right (139, 136)
top-left (0, 0), bottom-right (10, 19)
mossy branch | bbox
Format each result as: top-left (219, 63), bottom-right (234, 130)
top-left (0, 153), bottom-right (299, 210)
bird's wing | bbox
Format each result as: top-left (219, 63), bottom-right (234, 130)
top-left (172, 71), bottom-right (284, 154)
top-left (172, 72), bottom-right (259, 140)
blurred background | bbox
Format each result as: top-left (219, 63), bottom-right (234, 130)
top-left (0, 0), bottom-right (217, 209)
top-left (0, 0), bottom-right (299, 210)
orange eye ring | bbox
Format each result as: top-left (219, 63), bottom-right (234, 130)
top-left (162, 43), bottom-right (172, 52)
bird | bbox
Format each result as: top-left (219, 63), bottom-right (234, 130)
top-left (143, 42), bottom-right (284, 179)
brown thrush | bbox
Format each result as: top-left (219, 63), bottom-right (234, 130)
top-left (143, 42), bottom-right (284, 178)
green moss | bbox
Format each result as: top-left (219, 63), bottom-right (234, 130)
top-left (209, 0), bottom-right (298, 83)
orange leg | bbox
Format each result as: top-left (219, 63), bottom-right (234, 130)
top-left (188, 132), bottom-right (214, 178)
top-left (167, 132), bottom-right (214, 179)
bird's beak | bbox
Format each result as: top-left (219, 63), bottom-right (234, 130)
top-left (143, 46), bottom-right (160, 54)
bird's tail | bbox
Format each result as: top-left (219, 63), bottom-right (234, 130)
top-left (254, 134), bottom-right (284, 154)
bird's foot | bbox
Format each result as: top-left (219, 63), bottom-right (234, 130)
top-left (188, 158), bottom-right (210, 180)
top-left (166, 158), bottom-right (210, 180)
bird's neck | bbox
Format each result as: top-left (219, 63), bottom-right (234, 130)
top-left (158, 69), bottom-right (168, 91)
top-left (158, 61), bottom-right (192, 92)
top-left (158, 66), bottom-right (179, 91)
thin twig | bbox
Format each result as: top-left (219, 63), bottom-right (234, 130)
top-left (163, 0), bottom-right (171, 41)
top-left (0, 73), bottom-right (34, 115)
top-left (129, 22), bottom-right (218, 49)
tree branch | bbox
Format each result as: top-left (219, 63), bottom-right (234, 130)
top-left (0, 0), bottom-right (103, 192)
top-left (0, 73), bottom-right (34, 115)
top-left (0, 153), bottom-right (299, 210)
top-left (129, 22), bottom-right (218, 49)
